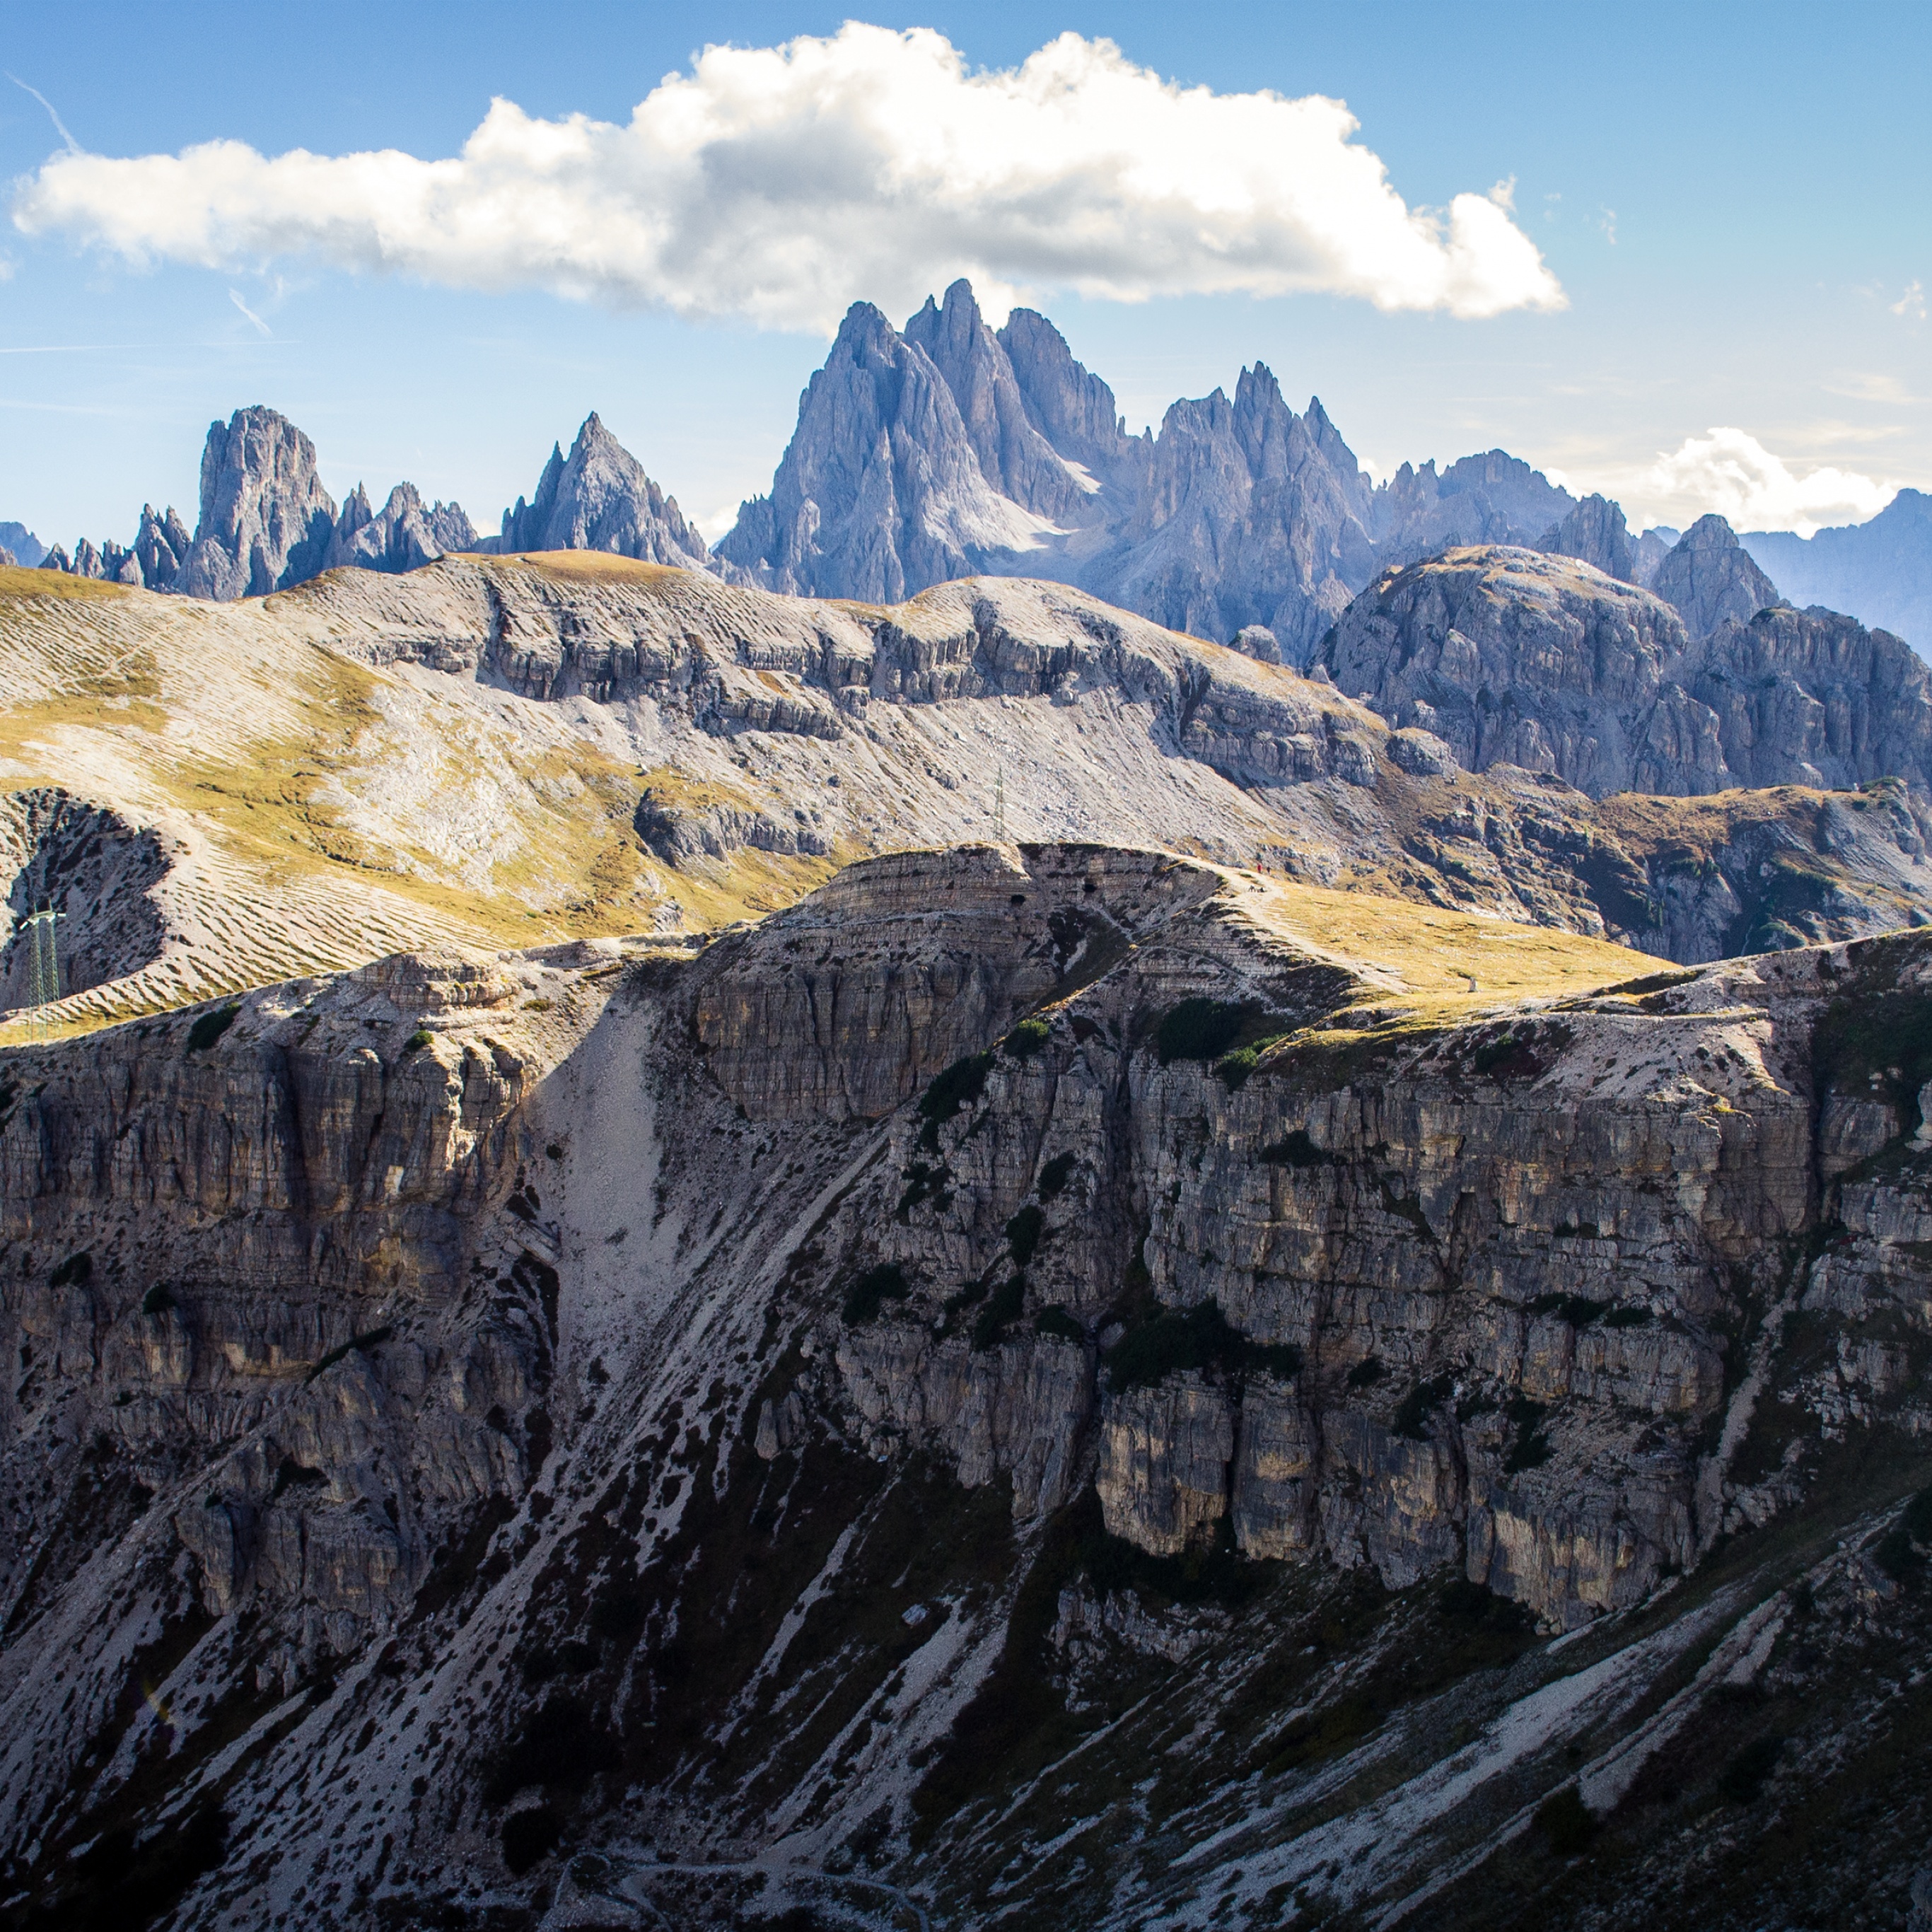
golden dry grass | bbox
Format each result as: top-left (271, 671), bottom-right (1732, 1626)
top-left (0, 566), bottom-right (137, 605)
top-left (1250, 874), bottom-right (1646, 1017)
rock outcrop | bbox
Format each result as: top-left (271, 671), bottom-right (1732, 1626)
top-left (0, 523), bottom-right (45, 569)
top-left (327, 481), bottom-right (476, 574)
top-left (1321, 543), bottom-right (1932, 800)
top-left (1652, 512), bottom-right (1786, 636)
top-left (1535, 491), bottom-right (1636, 581)
top-left (33, 408), bottom-right (477, 600)
top-left (493, 412), bottom-right (708, 567)
top-left (175, 405), bottom-right (341, 599)
top-left (718, 300), bottom-right (1054, 600)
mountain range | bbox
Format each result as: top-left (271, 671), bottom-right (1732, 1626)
top-left (18, 278), bottom-right (1926, 660)
top-left (2, 544), bottom-right (1932, 1925)
top-left (7, 286), bottom-right (1932, 1932)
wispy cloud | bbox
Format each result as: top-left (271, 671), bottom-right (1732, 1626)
top-left (1826, 371), bottom-right (1926, 405)
top-left (1644, 426), bottom-right (1896, 535)
top-left (228, 287), bottom-right (271, 336)
top-left (6, 24), bottom-right (1566, 333)
top-left (1598, 206), bottom-right (1617, 245)
top-left (6, 73), bottom-right (78, 153)
top-left (1892, 279), bottom-right (1926, 320)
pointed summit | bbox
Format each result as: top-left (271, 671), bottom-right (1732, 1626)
top-left (497, 414), bottom-right (709, 567)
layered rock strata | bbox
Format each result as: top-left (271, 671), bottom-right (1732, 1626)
top-left (1, 846), bottom-right (1931, 1931)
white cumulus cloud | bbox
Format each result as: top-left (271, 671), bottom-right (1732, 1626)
top-left (8, 24), bottom-right (1565, 332)
top-left (1645, 427), bottom-right (1897, 537)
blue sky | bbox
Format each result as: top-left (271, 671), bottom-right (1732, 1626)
top-left (1, 0), bottom-right (1926, 550)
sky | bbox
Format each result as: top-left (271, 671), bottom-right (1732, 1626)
top-left (1, 0), bottom-right (1926, 552)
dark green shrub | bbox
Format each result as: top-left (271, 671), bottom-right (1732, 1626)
top-left (305, 1325), bottom-right (394, 1385)
top-left (1904, 1485), bottom-right (1932, 1544)
top-left (402, 1028), bottom-right (433, 1055)
top-left (1346, 1356), bottom-right (1384, 1389)
top-left (1216, 1047), bottom-right (1260, 1091)
top-left (185, 1003), bottom-right (240, 1053)
top-left (1504, 1396), bottom-right (1552, 1472)
top-left (972, 1275), bottom-right (1027, 1351)
top-left (1156, 999), bottom-right (1247, 1066)
top-left (1392, 1374), bottom-right (1453, 1441)
top-left (1716, 1734), bottom-right (1783, 1805)
top-left (1873, 1525), bottom-right (1921, 1583)
top-left (1603, 1303), bottom-right (1653, 1328)
top-left (917, 1050), bottom-right (994, 1146)
top-left (1261, 1129), bottom-right (1335, 1168)
top-left (1035, 1304), bottom-right (1084, 1343)
top-left (140, 1283), bottom-right (175, 1317)
top-left (842, 1263), bottom-right (910, 1325)
top-left (1528, 1292), bottom-right (1607, 1327)
top-left (1005, 1018), bottom-right (1051, 1060)
top-left (487, 1696), bottom-right (620, 1804)
top-left (1533, 1785), bottom-right (1598, 1855)
top-left (1006, 1204), bottom-right (1045, 1267)
top-left (501, 1805), bottom-right (562, 1874)
top-left (49, 1250), bottom-right (91, 1288)
top-left (1104, 1297), bottom-right (1300, 1391)
top-left (1036, 1152), bottom-right (1076, 1200)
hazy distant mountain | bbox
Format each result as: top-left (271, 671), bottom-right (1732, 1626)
top-left (0, 523), bottom-right (45, 569)
top-left (1651, 513), bottom-right (1786, 638)
top-left (491, 412), bottom-right (711, 569)
top-left (721, 279), bottom-right (1583, 658)
top-left (1745, 489), bottom-right (1932, 650)
top-left (33, 406), bottom-right (477, 600)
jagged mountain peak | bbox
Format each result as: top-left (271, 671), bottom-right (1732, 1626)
top-left (1653, 511), bottom-right (1786, 636)
top-left (497, 412), bottom-right (708, 569)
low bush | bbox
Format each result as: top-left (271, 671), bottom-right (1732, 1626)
top-left (1716, 1734), bottom-right (1783, 1805)
top-left (49, 1250), bottom-right (92, 1289)
top-left (402, 1028), bottom-right (433, 1055)
top-left (1034, 1304), bottom-right (1084, 1343)
top-left (1392, 1374), bottom-right (1453, 1440)
top-left (500, 1804), bottom-right (562, 1875)
top-left (917, 1051), bottom-right (994, 1147)
top-left (1260, 1129), bottom-right (1336, 1168)
top-left (1036, 1152), bottom-right (1077, 1201)
top-left (1004, 1018), bottom-right (1051, 1060)
top-left (1104, 1297), bottom-right (1300, 1392)
top-left (1346, 1356), bottom-right (1385, 1389)
top-left (1156, 999), bottom-right (1248, 1066)
top-left (1527, 1292), bottom-right (1608, 1327)
top-left (185, 1003), bottom-right (240, 1054)
top-left (842, 1263), bottom-right (910, 1326)
top-left (1533, 1785), bottom-right (1598, 1856)
top-left (1005, 1204), bottom-right (1045, 1267)
top-left (972, 1275), bottom-right (1027, 1351)
top-left (1504, 1395), bottom-right (1552, 1472)
top-left (140, 1283), bottom-right (175, 1317)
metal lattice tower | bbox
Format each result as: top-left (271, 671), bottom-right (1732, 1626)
top-left (23, 905), bottom-right (62, 1044)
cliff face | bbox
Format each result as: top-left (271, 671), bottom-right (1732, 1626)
top-left (5, 844), bottom-right (1932, 1930)
top-left (1322, 544), bottom-right (1932, 801)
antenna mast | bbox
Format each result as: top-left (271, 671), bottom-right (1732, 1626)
top-left (23, 904), bottom-right (62, 1045)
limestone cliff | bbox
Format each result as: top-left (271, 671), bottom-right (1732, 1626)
top-left (4, 845), bottom-right (1932, 1929)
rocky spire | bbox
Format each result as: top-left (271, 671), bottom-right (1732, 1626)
top-left (175, 405), bottom-right (339, 600)
top-left (1653, 513), bottom-right (1786, 637)
top-left (496, 413), bottom-right (708, 568)
top-left (1536, 493), bottom-right (1636, 582)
